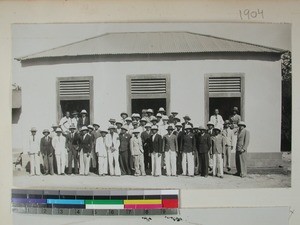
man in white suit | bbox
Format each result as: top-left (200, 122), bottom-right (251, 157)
top-left (105, 125), bottom-right (121, 176)
top-left (52, 127), bottom-right (67, 175)
top-left (27, 127), bottom-right (41, 176)
top-left (95, 130), bottom-right (108, 176)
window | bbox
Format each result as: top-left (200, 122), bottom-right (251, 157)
top-left (205, 73), bottom-right (245, 123)
top-left (56, 76), bottom-right (94, 123)
top-left (127, 74), bottom-right (170, 115)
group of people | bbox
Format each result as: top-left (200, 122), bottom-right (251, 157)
top-left (26, 106), bottom-right (250, 179)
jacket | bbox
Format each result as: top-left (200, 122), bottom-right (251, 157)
top-left (27, 134), bottom-right (40, 154)
top-left (222, 128), bottom-right (234, 147)
top-left (105, 132), bottom-right (120, 152)
top-left (150, 133), bottom-right (163, 153)
top-left (40, 136), bottom-right (53, 155)
top-left (119, 133), bottom-right (131, 152)
top-left (80, 133), bottom-right (93, 154)
top-left (78, 116), bottom-right (89, 128)
top-left (181, 132), bottom-right (196, 153)
top-left (162, 134), bottom-right (178, 152)
top-left (236, 129), bottom-right (250, 152)
top-left (196, 133), bottom-right (211, 153)
top-left (130, 136), bottom-right (144, 156)
top-left (95, 136), bottom-right (107, 157)
top-left (66, 131), bottom-right (81, 151)
top-left (52, 135), bottom-right (67, 155)
top-left (211, 134), bottom-right (226, 154)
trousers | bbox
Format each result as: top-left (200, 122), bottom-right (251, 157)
top-left (43, 154), bottom-right (54, 175)
top-left (224, 146), bottom-right (231, 168)
top-left (55, 154), bottom-right (66, 175)
top-left (98, 156), bottom-right (108, 175)
top-left (198, 152), bottom-right (209, 176)
top-left (119, 151), bottom-right (131, 175)
top-left (165, 150), bottom-right (177, 176)
top-left (29, 153), bottom-right (41, 175)
top-left (212, 153), bottom-right (223, 177)
top-left (133, 154), bottom-right (146, 176)
top-left (68, 149), bottom-right (78, 174)
top-left (182, 152), bottom-right (194, 176)
top-left (79, 150), bottom-right (84, 175)
top-left (236, 151), bottom-right (247, 177)
top-left (151, 153), bottom-right (162, 176)
top-left (108, 150), bottom-right (121, 176)
top-left (83, 153), bottom-right (90, 175)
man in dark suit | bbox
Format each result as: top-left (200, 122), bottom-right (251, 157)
top-left (150, 125), bottom-right (163, 177)
top-left (196, 126), bottom-right (212, 177)
top-left (141, 123), bottom-right (152, 173)
top-left (174, 122), bottom-right (184, 175)
top-left (182, 115), bottom-right (193, 131)
top-left (66, 124), bottom-right (81, 175)
top-left (40, 129), bottom-right (54, 175)
top-left (119, 126), bottom-right (132, 175)
top-left (181, 125), bottom-right (196, 177)
top-left (78, 109), bottom-right (89, 129)
top-left (80, 126), bottom-right (93, 176)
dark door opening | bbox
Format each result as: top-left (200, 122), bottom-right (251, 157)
top-left (209, 97), bottom-right (241, 121)
top-left (60, 100), bottom-right (90, 118)
top-left (131, 98), bottom-right (166, 115)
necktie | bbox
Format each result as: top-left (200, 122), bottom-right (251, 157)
top-left (33, 136), bottom-right (35, 141)
top-left (71, 133), bottom-right (74, 139)
top-left (111, 134), bottom-right (114, 147)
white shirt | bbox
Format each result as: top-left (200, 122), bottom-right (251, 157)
top-left (152, 133), bottom-right (157, 142)
top-left (52, 135), bottom-right (66, 155)
top-left (95, 136), bottom-right (107, 157)
top-left (59, 116), bottom-right (72, 132)
top-left (210, 114), bottom-right (224, 128)
top-left (28, 134), bottom-right (40, 154)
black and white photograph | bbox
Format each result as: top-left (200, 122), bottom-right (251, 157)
top-left (12, 22), bottom-right (291, 189)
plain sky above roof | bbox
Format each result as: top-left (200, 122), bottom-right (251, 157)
top-left (12, 23), bottom-right (291, 59)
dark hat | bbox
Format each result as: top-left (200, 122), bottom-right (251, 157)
top-left (183, 115), bottom-right (191, 121)
top-left (42, 129), bottom-right (50, 134)
top-left (120, 112), bottom-right (128, 117)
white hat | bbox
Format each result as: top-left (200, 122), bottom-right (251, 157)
top-left (151, 116), bottom-right (158, 122)
top-left (156, 113), bottom-right (162, 118)
top-left (147, 109), bottom-right (154, 113)
top-left (93, 122), bottom-right (100, 127)
top-left (162, 115), bottom-right (169, 121)
top-left (55, 127), bottom-right (63, 133)
top-left (135, 113), bottom-right (141, 118)
top-left (140, 117), bottom-right (147, 122)
top-left (115, 121), bottom-right (123, 125)
top-left (145, 123), bottom-right (152, 128)
top-left (132, 129), bottom-right (140, 133)
top-left (30, 127), bottom-right (37, 132)
top-left (125, 117), bottom-right (132, 121)
top-left (238, 121), bottom-right (246, 127)
top-left (88, 125), bottom-right (94, 130)
top-left (80, 109), bottom-right (88, 114)
top-left (81, 126), bottom-right (88, 132)
top-left (175, 122), bottom-right (182, 127)
top-left (108, 125), bottom-right (116, 130)
top-left (121, 126), bottom-right (128, 131)
top-left (151, 125), bottom-right (159, 130)
top-left (185, 124), bottom-right (193, 130)
top-left (158, 107), bottom-right (166, 112)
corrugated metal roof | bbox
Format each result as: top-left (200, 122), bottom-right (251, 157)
top-left (16, 31), bottom-right (285, 61)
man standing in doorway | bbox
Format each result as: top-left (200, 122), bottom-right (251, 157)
top-left (210, 109), bottom-right (224, 129)
top-left (235, 121), bottom-right (250, 178)
top-left (78, 109), bottom-right (89, 129)
top-left (59, 111), bottom-right (72, 134)
top-left (27, 127), bottom-right (41, 176)
top-left (71, 111), bottom-right (79, 130)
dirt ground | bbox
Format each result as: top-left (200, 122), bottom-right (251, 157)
top-left (13, 153), bottom-right (291, 189)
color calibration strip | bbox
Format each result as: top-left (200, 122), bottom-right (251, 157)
top-left (11, 189), bottom-right (179, 216)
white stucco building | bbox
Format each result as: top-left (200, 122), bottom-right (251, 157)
top-left (13, 31), bottom-right (286, 167)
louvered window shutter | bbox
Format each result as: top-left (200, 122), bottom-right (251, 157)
top-left (59, 80), bottom-right (90, 99)
top-left (209, 77), bottom-right (241, 93)
top-left (131, 78), bottom-right (167, 95)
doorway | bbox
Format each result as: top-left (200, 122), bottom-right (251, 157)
top-left (209, 97), bottom-right (241, 121)
top-left (60, 100), bottom-right (90, 117)
top-left (131, 98), bottom-right (166, 115)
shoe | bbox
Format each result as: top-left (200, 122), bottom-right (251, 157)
top-left (219, 176), bottom-right (224, 179)
top-left (227, 167), bottom-right (231, 172)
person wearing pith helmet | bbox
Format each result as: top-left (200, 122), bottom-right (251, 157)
top-left (196, 126), bottom-right (211, 177)
top-left (206, 121), bottom-right (215, 136)
top-left (146, 109), bottom-right (155, 123)
top-left (78, 109), bottom-right (89, 129)
top-left (65, 124), bottom-right (81, 175)
top-left (162, 125), bottom-right (178, 176)
top-left (150, 116), bottom-right (158, 126)
top-left (105, 125), bottom-right (121, 176)
top-left (150, 125), bottom-right (163, 177)
top-left (119, 126), bottom-right (132, 175)
top-left (158, 107), bottom-right (166, 115)
top-left (230, 107), bottom-right (241, 126)
top-left (211, 126), bottom-right (226, 178)
top-left (182, 115), bottom-right (193, 131)
top-left (124, 117), bottom-right (133, 133)
top-left (120, 112), bottom-right (128, 124)
top-left (139, 117), bottom-right (147, 132)
top-left (27, 127), bottom-right (41, 176)
top-left (181, 125), bottom-right (196, 177)
top-left (235, 121), bottom-right (250, 178)
top-left (41, 129), bottom-right (54, 175)
top-left (87, 125), bottom-right (97, 172)
top-left (115, 121), bottom-right (123, 134)
top-left (95, 129), bottom-right (109, 176)
top-left (130, 129), bottom-right (146, 176)
top-left (174, 122), bottom-right (184, 175)
top-left (222, 120), bottom-right (234, 172)
top-left (52, 127), bottom-right (67, 175)
top-left (156, 113), bottom-right (163, 126)
top-left (141, 123), bottom-right (152, 173)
